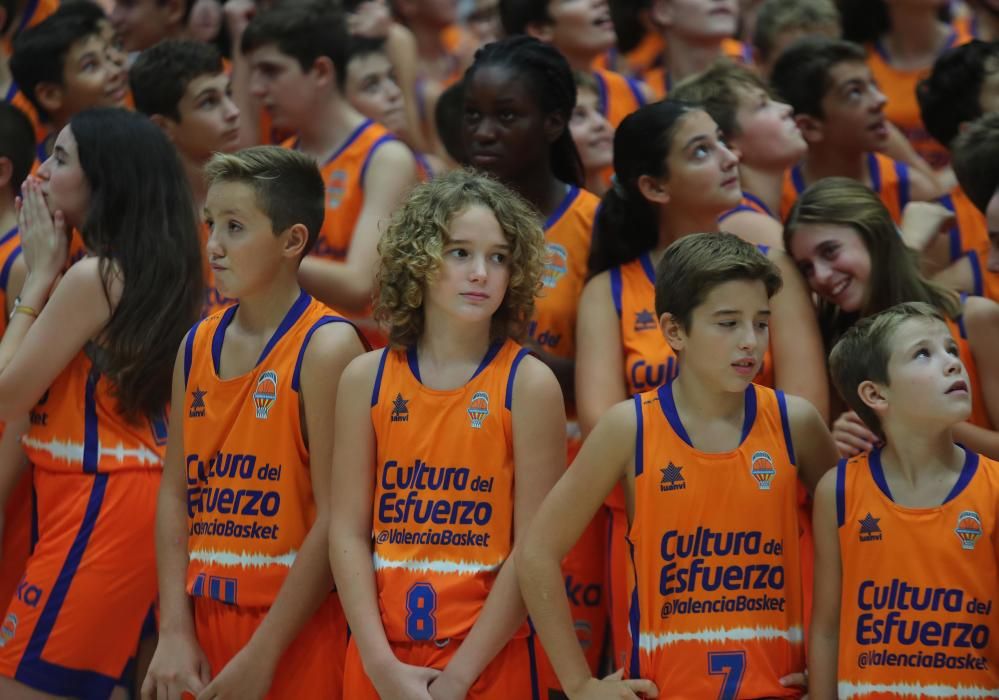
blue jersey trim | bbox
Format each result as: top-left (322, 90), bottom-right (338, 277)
top-left (895, 160), bottom-right (911, 210)
top-left (835, 458), bottom-right (846, 528)
top-left (625, 76), bottom-right (646, 107)
top-left (544, 186), bottom-right (579, 231)
top-left (0, 225), bottom-right (19, 247)
top-left (938, 194), bottom-right (962, 262)
top-left (526, 634), bottom-right (541, 700)
top-left (776, 390), bottom-right (797, 466)
top-left (255, 289), bottom-right (310, 366)
top-left (658, 381), bottom-right (756, 447)
top-left (83, 367), bottom-right (100, 474)
top-left (634, 393), bottom-right (644, 476)
top-left (504, 346), bottom-right (531, 410)
top-left (867, 152), bottom-right (882, 193)
top-left (291, 315), bottom-right (355, 392)
top-left (790, 164), bottom-right (806, 194)
top-left (627, 536), bottom-right (642, 680)
top-left (183, 322), bottom-right (201, 388)
top-left (967, 249), bottom-right (984, 298)
top-left (359, 133), bottom-right (399, 188)
top-left (0, 244), bottom-right (21, 291)
top-left (944, 447), bottom-right (979, 503)
top-left (370, 348), bottom-right (389, 407)
top-left (17, 473), bottom-right (111, 699)
top-left (867, 447), bottom-right (894, 501)
top-left (609, 266), bottom-right (623, 318)
top-left (593, 70), bottom-right (609, 117)
top-left (638, 251), bottom-right (656, 285)
top-left (211, 305), bottom-right (239, 376)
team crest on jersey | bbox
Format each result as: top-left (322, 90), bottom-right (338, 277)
top-left (326, 170), bottom-right (347, 210)
top-left (634, 309), bottom-right (657, 332)
top-left (955, 511), bottom-right (983, 551)
top-left (467, 391), bottom-right (489, 428)
top-left (252, 370), bottom-right (279, 420)
top-left (189, 387), bottom-right (207, 418)
top-left (660, 462), bottom-right (686, 492)
top-left (391, 393), bottom-right (409, 422)
top-left (0, 613), bottom-right (16, 647)
top-left (859, 512), bottom-right (883, 542)
top-left (542, 244), bottom-right (568, 288)
top-left (750, 450), bottom-right (776, 490)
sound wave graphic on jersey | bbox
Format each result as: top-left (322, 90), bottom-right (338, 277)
top-left (22, 435), bottom-right (162, 467)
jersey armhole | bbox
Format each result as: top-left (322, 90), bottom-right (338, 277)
top-left (370, 347), bottom-right (390, 407)
top-left (966, 249), bottom-right (984, 298)
top-left (183, 321), bottom-right (203, 389)
top-left (633, 394), bottom-right (644, 477)
top-left (895, 160), bottom-right (911, 210)
top-left (625, 76), bottom-right (647, 107)
top-left (504, 347), bottom-right (532, 410)
top-left (835, 458), bottom-right (847, 528)
top-left (0, 244), bottom-right (21, 292)
top-left (609, 267), bottom-right (623, 318)
top-left (359, 134), bottom-right (400, 189)
top-left (291, 316), bottom-right (357, 392)
top-left (775, 390), bottom-right (797, 466)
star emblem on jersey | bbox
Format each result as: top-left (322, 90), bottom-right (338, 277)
top-left (391, 393), bottom-right (409, 422)
top-left (467, 391), bottom-right (490, 429)
top-left (659, 463), bottom-right (686, 492)
top-left (749, 450), bottom-right (776, 490)
top-left (634, 309), bottom-right (657, 332)
top-left (252, 370), bottom-right (278, 420)
top-left (955, 510), bottom-right (983, 551)
top-left (859, 512), bottom-right (883, 542)
top-left (189, 387), bottom-right (207, 418)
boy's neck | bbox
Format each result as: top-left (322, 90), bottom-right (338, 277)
top-left (878, 422), bottom-right (964, 488)
top-left (800, 143), bottom-right (867, 185)
top-left (560, 45), bottom-right (601, 72)
top-left (294, 100), bottom-right (367, 162)
top-left (231, 270), bottom-right (304, 335)
top-left (882, 7), bottom-right (950, 65)
top-left (661, 32), bottom-right (724, 84)
top-left (738, 162), bottom-right (787, 216)
top-left (671, 368), bottom-right (747, 426)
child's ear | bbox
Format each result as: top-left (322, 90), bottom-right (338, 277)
top-left (165, 0), bottom-right (187, 27)
top-left (283, 223), bottom-right (309, 259)
top-left (637, 173), bottom-right (670, 206)
top-left (525, 20), bottom-right (554, 43)
top-left (660, 312), bottom-right (684, 352)
top-left (148, 113), bottom-right (177, 142)
top-left (34, 83), bottom-right (65, 118)
top-left (309, 55), bottom-right (336, 89)
top-left (795, 113), bottom-right (823, 144)
top-left (857, 379), bottom-right (887, 413)
top-left (649, 0), bottom-right (672, 30)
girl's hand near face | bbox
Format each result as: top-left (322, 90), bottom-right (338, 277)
top-left (16, 177), bottom-right (68, 290)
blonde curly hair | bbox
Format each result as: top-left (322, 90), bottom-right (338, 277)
top-left (375, 169), bottom-right (547, 348)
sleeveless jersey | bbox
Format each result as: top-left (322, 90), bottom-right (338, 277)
top-left (835, 448), bottom-right (999, 698)
top-left (2, 0), bottom-right (57, 55)
top-left (781, 153), bottom-right (910, 223)
top-left (629, 382), bottom-right (805, 695)
top-left (22, 348), bottom-right (167, 474)
top-left (530, 186), bottom-right (596, 361)
top-left (4, 84), bottom-right (45, 145)
top-left (641, 39), bottom-right (753, 101)
top-left (283, 119), bottom-right (397, 262)
top-left (947, 304), bottom-right (993, 430)
top-left (865, 24), bottom-right (974, 171)
top-left (184, 291), bottom-right (355, 608)
top-left (370, 339), bottom-right (531, 642)
top-left (593, 32), bottom-right (664, 79)
top-left (966, 247), bottom-right (999, 304)
top-left (0, 226), bottom-right (21, 332)
top-left (593, 67), bottom-right (646, 128)
top-left (939, 187), bottom-right (989, 263)
top-left (719, 191), bottom-right (777, 224)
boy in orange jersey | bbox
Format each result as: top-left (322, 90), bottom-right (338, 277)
top-left (9, 2), bottom-right (128, 162)
top-left (770, 36), bottom-right (941, 223)
top-left (129, 39), bottom-right (241, 317)
top-left (240, 3), bottom-right (418, 326)
top-left (500, 0), bottom-right (650, 128)
top-left (142, 146), bottom-right (367, 700)
top-left (520, 232), bottom-right (837, 698)
top-left (329, 170), bottom-right (565, 699)
top-left (811, 302), bottom-right (999, 697)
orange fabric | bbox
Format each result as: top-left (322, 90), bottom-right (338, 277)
top-left (530, 186), bottom-right (596, 361)
top-left (185, 292), bottom-right (354, 608)
top-left (343, 633), bottom-right (539, 698)
top-left (865, 23), bottom-right (974, 170)
top-left (834, 448), bottom-right (999, 695)
top-left (593, 31), bottom-right (664, 78)
top-left (370, 339), bottom-right (528, 642)
top-left (2, 0), bottom-right (58, 56)
top-left (781, 152), bottom-right (910, 223)
top-left (638, 38), bottom-right (752, 101)
top-left (0, 468), bottom-right (160, 697)
top-left (629, 382), bottom-right (805, 695)
top-left (195, 594), bottom-right (347, 699)
top-left (946, 311), bottom-right (993, 431)
top-left (7, 89), bottom-right (46, 146)
top-left (966, 246), bottom-right (999, 304)
top-left (0, 472), bottom-right (31, 614)
top-left (942, 186), bottom-right (990, 261)
top-left (592, 67), bottom-right (646, 129)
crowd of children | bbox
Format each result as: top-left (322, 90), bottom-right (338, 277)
top-left (0, 0), bottom-right (996, 698)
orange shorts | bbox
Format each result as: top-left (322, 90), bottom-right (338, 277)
top-left (195, 593), bottom-right (347, 699)
top-left (0, 468), bottom-right (159, 699)
top-left (0, 470), bottom-right (33, 611)
top-left (343, 634), bottom-right (541, 699)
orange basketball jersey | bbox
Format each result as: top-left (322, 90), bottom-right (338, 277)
top-left (593, 67), bottom-right (647, 128)
top-left (781, 153), bottom-right (910, 223)
top-left (184, 291), bottom-right (355, 608)
top-left (370, 339), bottom-right (531, 642)
top-left (835, 448), bottom-right (999, 697)
top-left (0, 226), bottom-right (21, 325)
top-left (720, 191), bottom-right (777, 224)
top-left (22, 349), bottom-right (168, 475)
top-left (283, 119), bottom-right (397, 262)
top-left (629, 382), bottom-right (805, 696)
top-left (530, 186), bottom-right (596, 361)
top-left (865, 24), bottom-right (973, 170)
top-left (644, 39), bottom-right (753, 100)
top-left (947, 303), bottom-right (993, 431)
top-left (940, 187), bottom-right (990, 263)
top-left (5, 85), bottom-right (46, 145)
top-left (593, 32), bottom-right (664, 79)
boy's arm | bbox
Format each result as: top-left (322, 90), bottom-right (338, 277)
top-left (575, 272), bottom-right (627, 437)
top-left (328, 352), bottom-right (441, 698)
top-left (196, 323), bottom-right (365, 699)
top-left (808, 468), bottom-right (842, 700)
top-left (142, 338), bottom-right (212, 700)
top-left (879, 123), bottom-right (942, 194)
top-left (766, 250), bottom-right (831, 423)
top-left (953, 296), bottom-right (999, 460)
top-left (786, 393), bottom-right (838, 493)
top-left (931, 255), bottom-right (977, 295)
top-left (718, 211), bottom-right (785, 251)
top-left (517, 399), bottom-right (657, 698)
top-left (298, 141), bottom-right (418, 313)
top-left (429, 357), bottom-right (565, 699)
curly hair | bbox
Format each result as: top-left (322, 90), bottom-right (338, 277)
top-left (375, 169), bottom-right (546, 348)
